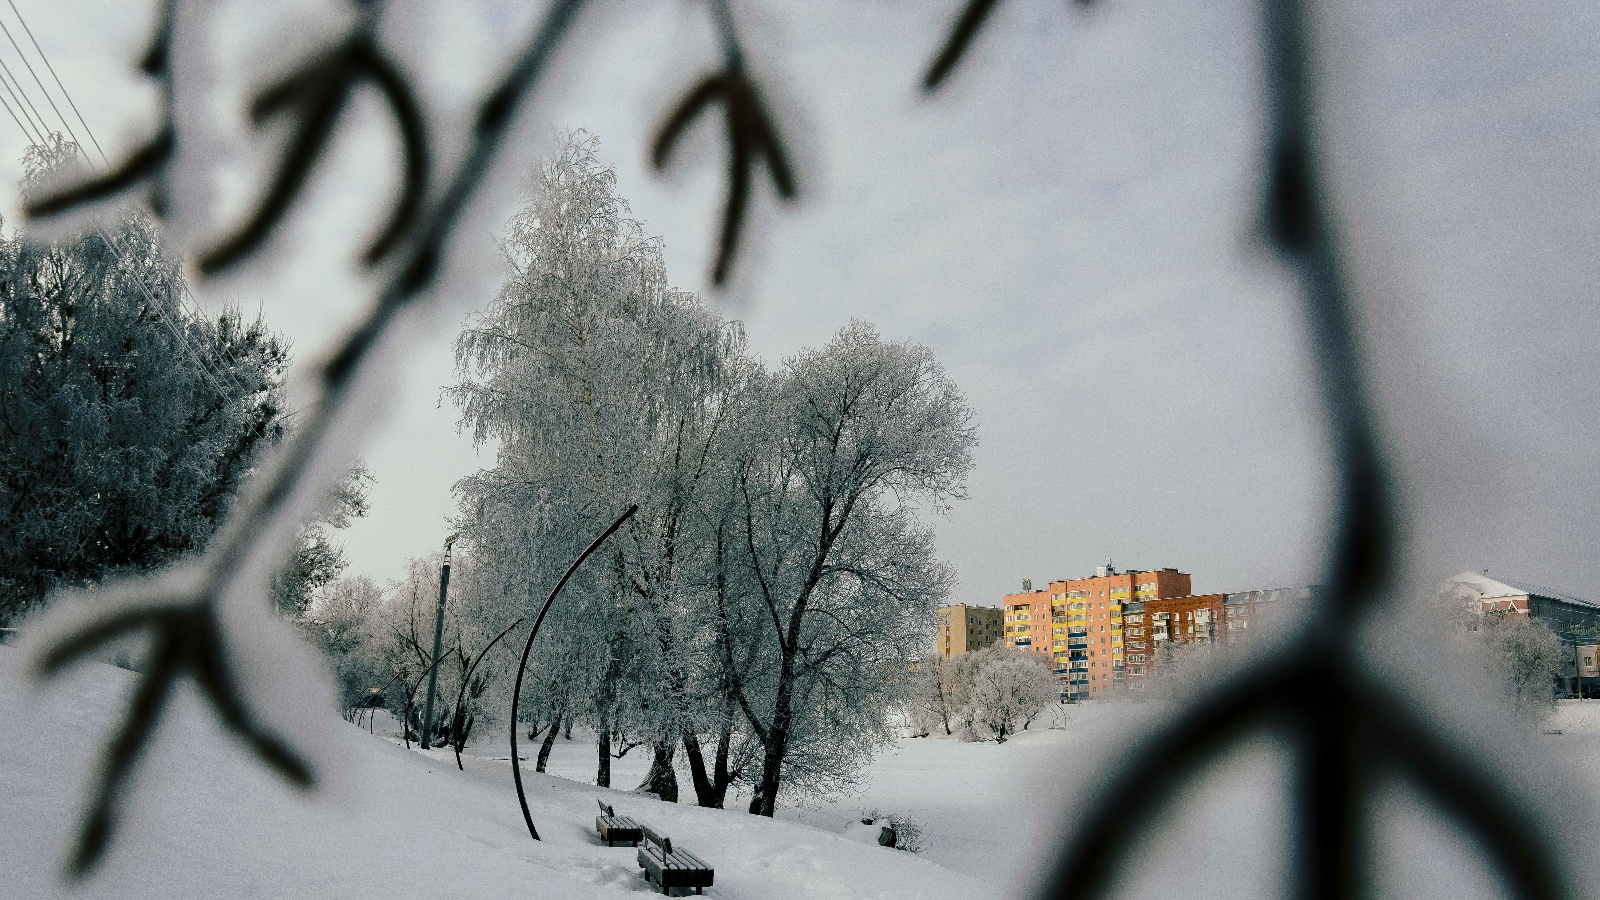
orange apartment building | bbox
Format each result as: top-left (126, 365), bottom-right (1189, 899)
top-left (1123, 586), bottom-right (1321, 688)
top-left (1121, 593), bottom-right (1225, 687)
top-left (1005, 564), bottom-right (1193, 701)
top-left (936, 604), bottom-right (1003, 658)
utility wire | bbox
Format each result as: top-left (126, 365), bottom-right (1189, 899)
top-left (0, 12), bottom-right (89, 164)
top-left (0, 77), bottom-right (30, 142)
top-left (0, 78), bottom-right (238, 403)
top-left (0, 52), bottom-right (41, 138)
top-left (0, 2), bottom-right (252, 401)
top-left (4, 0), bottom-right (103, 165)
top-left (0, 63), bottom-right (39, 142)
top-left (0, 6), bottom-right (255, 398)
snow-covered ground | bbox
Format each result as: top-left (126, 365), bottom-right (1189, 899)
top-left (9, 645), bottom-right (1600, 900)
top-left (0, 648), bottom-right (983, 900)
top-left (511, 706), bottom-right (1128, 888)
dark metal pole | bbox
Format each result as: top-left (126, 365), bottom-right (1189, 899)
top-left (511, 504), bottom-right (637, 842)
top-left (419, 533), bottom-right (459, 749)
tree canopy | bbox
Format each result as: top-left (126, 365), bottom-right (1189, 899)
top-left (438, 132), bottom-right (977, 810)
top-left (0, 139), bottom-right (290, 624)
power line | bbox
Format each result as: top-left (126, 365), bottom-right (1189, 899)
top-left (4, 0), bottom-right (103, 165)
top-left (0, 74), bottom-right (32, 144)
top-left (0, 2), bottom-right (253, 397)
top-left (0, 51), bottom-right (43, 140)
top-left (0, 81), bottom-right (238, 403)
top-left (0, 61), bottom-right (40, 143)
top-left (0, 2), bottom-right (253, 401)
top-left (0, 11), bottom-right (90, 164)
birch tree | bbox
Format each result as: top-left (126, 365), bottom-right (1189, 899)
top-left (451, 132), bottom-right (745, 800)
top-left (445, 136), bottom-right (975, 813)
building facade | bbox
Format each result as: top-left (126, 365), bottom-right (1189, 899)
top-left (1222, 586), bottom-right (1317, 640)
top-left (1123, 586), bottom-right (1319, 689)
top-left (1121, 593), bottom-right (1224, 689)
top-left (1446, 572), bottom-right (1600, 697)
top-left (1006, 565), bottom-right (1193, 701)
top-left (1002, 583), bottom-right (1051, 657)
top-left (936, 604), bottom-right (1003, 658)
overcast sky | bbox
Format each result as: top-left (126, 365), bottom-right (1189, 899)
top-left (7, 0), bottom-right (1600, 606)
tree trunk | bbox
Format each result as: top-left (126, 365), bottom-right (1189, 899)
top-left (563, 718), bottom-right (573, 740)
top-left (683, 729), bottom-right (716, 807)
top-left (536, 708), bottom-right (562, 773)
top-left (593, 626), bottom-right (625, 788)
top-left (709, 701), bottom-right (736, 808)
top-left (597, 725), bottom-right (612, 788)
top-left (751, 677), bottom-right (795, 817)
top-left (751, 729), bottom-right (788, 816)
top-left (638, 740), bottom-right (678, 802)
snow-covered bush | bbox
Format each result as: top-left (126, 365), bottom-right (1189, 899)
top-left (861, 809), bottom-right (928, 853)
top-left (962, 648), bottom-right (1057, 743)
top-left (914, 648), bottom-right (1056, 743)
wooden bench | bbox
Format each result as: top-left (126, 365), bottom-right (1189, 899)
top-left (595, 800), bottom-right (644, 847)
top-left (637, 824), bottom-right (714, 896)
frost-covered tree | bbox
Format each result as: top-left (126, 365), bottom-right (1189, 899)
top-left (1143, 637), bottom-right (1219, 700)
top-left (270, 465), bottom-right (373, 617)
top-left (1428, 590), bottom-right (1567, 725)
top-left (1478, 613), bottom-right (1564, 723)
top-left (725, 321), bottom-right (976, 815)
top-left (0, 137), bottom-right (288, 624)
top-left (960, 648), bottom-right (1057, 743)
top-left (451, 132), bottom-right (749, 803)
top-left (910, 655), bottom-right (968, 737)
top-left (446, 135), bottom-right (974, 813)
top-left (303, 573), bottom-right (387, 714)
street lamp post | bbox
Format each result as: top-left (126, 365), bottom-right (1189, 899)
top-left (419, 533), bottom-right (459, 749)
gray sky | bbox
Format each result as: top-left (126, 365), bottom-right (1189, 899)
top-left (7, 0), bottom-right (1599, 605)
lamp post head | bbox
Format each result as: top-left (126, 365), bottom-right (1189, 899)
top-left (443, 533), bottom-right (460, 562)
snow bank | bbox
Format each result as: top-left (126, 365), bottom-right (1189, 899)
top-left (0, 648), bottom-right (984, 900)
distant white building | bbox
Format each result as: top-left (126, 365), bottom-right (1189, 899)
top-left (1444, 571), bottom-right (1600, 693)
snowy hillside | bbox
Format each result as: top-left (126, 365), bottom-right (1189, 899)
top-left (12, 642), bottom-right (1600, 900)
top-left (0, 648), bottom-right (984, 900)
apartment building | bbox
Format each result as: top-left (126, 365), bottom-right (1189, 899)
top-left (936, 604), bottom-right (1004, 658)
top-left (1124, 585), bottom-right (1320, 688)
top-left (1006, 565), bottom-right (1193, 701)
top-left (1121, 593), bottom-right (1224, 688)
top-left (1223, 586), bottom-right (1318, 640)
top-left (1002, 581), bottom-right (1052, 658)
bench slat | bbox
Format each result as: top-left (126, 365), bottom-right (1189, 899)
top-left (670, 850), bottom-right (708, 870)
